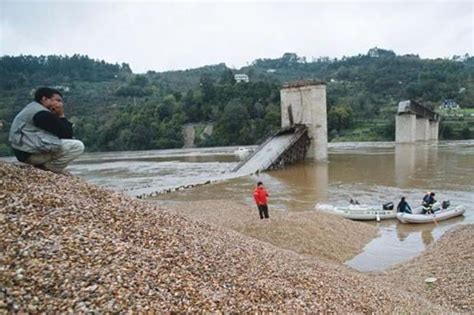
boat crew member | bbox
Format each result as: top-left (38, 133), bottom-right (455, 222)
top-left (397, 197), bottom-right (412, 214)
top-left (422, 192), bottom-right (436, 214)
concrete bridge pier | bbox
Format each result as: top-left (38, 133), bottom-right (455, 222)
top-left (415, 118), bottom-right (430, 141)
top-left (396, 113), bottom-right (417, 143)
top-left (280, 81), bottom-right (328, 161)
top-left (396, 100), bottom-right (439, 143)
top-left (429, 121), bottom-right (439, 140)
top-left (233, 80), bottom-right (328, 175)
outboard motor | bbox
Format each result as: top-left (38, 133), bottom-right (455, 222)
top-left (442, 200), bottom-right (450, 209)
top-left (383, 202), bottom-right (394, 210)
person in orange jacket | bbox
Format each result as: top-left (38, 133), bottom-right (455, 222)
top-left (253, 181), bottom-right (270, 219)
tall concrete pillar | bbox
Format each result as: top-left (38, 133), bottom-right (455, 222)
top-left (396, 100), bottom-right (439, 143)
top-left (416, 118), bottom-right (430, 141)
top-left (429, 120), bottom-right (439, 141)
top-left (396, 114), bottom-right (416, 143)
top-left (280, 81), bottom-right (327, 161)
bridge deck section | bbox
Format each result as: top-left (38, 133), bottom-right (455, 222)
top-left (233, 125), bottom-right (308, 175)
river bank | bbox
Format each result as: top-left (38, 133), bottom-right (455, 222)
top-left (159, 200), bottom-right (377, 263)
top-left (159, 199), bottom-right (473, 311)
top-left (379, 224), bottom-right (473, 312)
top-left (1, 161), bottom-right (471, 312)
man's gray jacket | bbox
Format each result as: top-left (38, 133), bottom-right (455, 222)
top-left (9, 102), bottom-right (62, 154)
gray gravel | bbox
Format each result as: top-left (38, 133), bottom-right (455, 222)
top-left (1, 162), bottom-right (449, 313)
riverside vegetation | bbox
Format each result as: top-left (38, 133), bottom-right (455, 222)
top-left (1, 161), bottom-right (473, 312)
top-left (1, 48), bottom-right (473, 156)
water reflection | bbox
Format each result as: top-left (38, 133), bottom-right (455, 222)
top-left (394, 143), bottom-right (439, 188)
top-left (396, 225), bottom-right (409, 242)
top-left (346, 215), bottom-right (466, 272)
top-left (394, 215), bottom-right (465, 245)
top-left (421, 228), bottom-right (434, 247)
top-left (271, 161), bottom-right (329, 204)
top-left (394, 144), bottom-right (416, 187)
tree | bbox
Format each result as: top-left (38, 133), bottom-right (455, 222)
top-left (200, 74), bottom-right (216, 103)
top-left (440, 124), bottom-right (453, 139)
top-left (281, 53), bottom-right (299, 66)
top-left (328, 106), bottom-right (353, 131)
top-left (219, 69), bottom-right (235, 85)
top-left (461, 125), bottom-right (471, 139)
top-left (157, 95), bottom-right (177, 121)
top-left (213, 98), bottom-right (250, 145)
top-left (182, 90), bottom-right (202, 123)
top-left (130, 75), bottom-right (148, 87)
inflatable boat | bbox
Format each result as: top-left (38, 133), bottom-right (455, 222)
top-left (329, 202), bottom-right (397, 221)
top-left (397, 201), bottom-right (465, 224)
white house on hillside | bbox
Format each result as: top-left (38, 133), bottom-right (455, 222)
top-left (234, 74), bottom-right (249, 83)
top-left (441, 99), bottom-right (460, 110)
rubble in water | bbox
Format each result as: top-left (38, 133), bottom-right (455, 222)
top-left (0, 161), bottom-right (459, 313)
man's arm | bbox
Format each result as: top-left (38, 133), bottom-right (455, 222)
top-left (33, 111), bottom-right (73, 139)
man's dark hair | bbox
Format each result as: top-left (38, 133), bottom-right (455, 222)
top-left (34, 87), bottom-right (63, 103)
top-left (257, 181), bottom-right (263, 186)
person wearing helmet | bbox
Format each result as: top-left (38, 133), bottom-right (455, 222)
top-left (422, 192), bottom-right (436, 214)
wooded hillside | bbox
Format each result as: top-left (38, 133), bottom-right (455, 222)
top-left (1, 48), bottom-right (473, 156)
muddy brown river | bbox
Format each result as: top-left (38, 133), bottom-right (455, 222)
top-left (2, 141), bottom-right (472, 271)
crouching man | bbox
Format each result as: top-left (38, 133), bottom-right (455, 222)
top-left (9, 87), bottom-right (84, 174)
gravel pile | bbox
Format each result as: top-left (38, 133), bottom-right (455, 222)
top-left (161, 200), bottom-right (378, 262)
top-left (1, 162), bottom-right (447, 313)
top-left (379, 224), bottom-right (473, 313)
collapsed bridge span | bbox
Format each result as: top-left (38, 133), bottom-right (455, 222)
top-left (234, 80), bottom-right (328, 175)
top-left (233, 124), bottom-right (310, 175)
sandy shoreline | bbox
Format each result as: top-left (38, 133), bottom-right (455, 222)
top-left (1, 161), bottom-right (471, 312)
top-left (159, 199), bottom-right (378, 263)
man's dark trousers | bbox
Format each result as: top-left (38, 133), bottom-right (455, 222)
top-left (258, 204), bottom-right (269, 219)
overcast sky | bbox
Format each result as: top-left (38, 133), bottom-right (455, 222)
top-left (1, 0), bottom-right (473, 73)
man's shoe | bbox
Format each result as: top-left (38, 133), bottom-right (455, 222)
top-left (34, 164), bottom-right (48, 171)
top-left (53, 169), bottom-right (73, 177)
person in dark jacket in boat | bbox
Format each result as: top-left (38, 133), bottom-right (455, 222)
top-left (422, 192), bottom-right (436, 214)
top-left (253, 181), bottom-right (270, 219)
top-left (9, 87), bottom-right (84, 174)
top-left (397, 197), bottom-right (412, 214)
